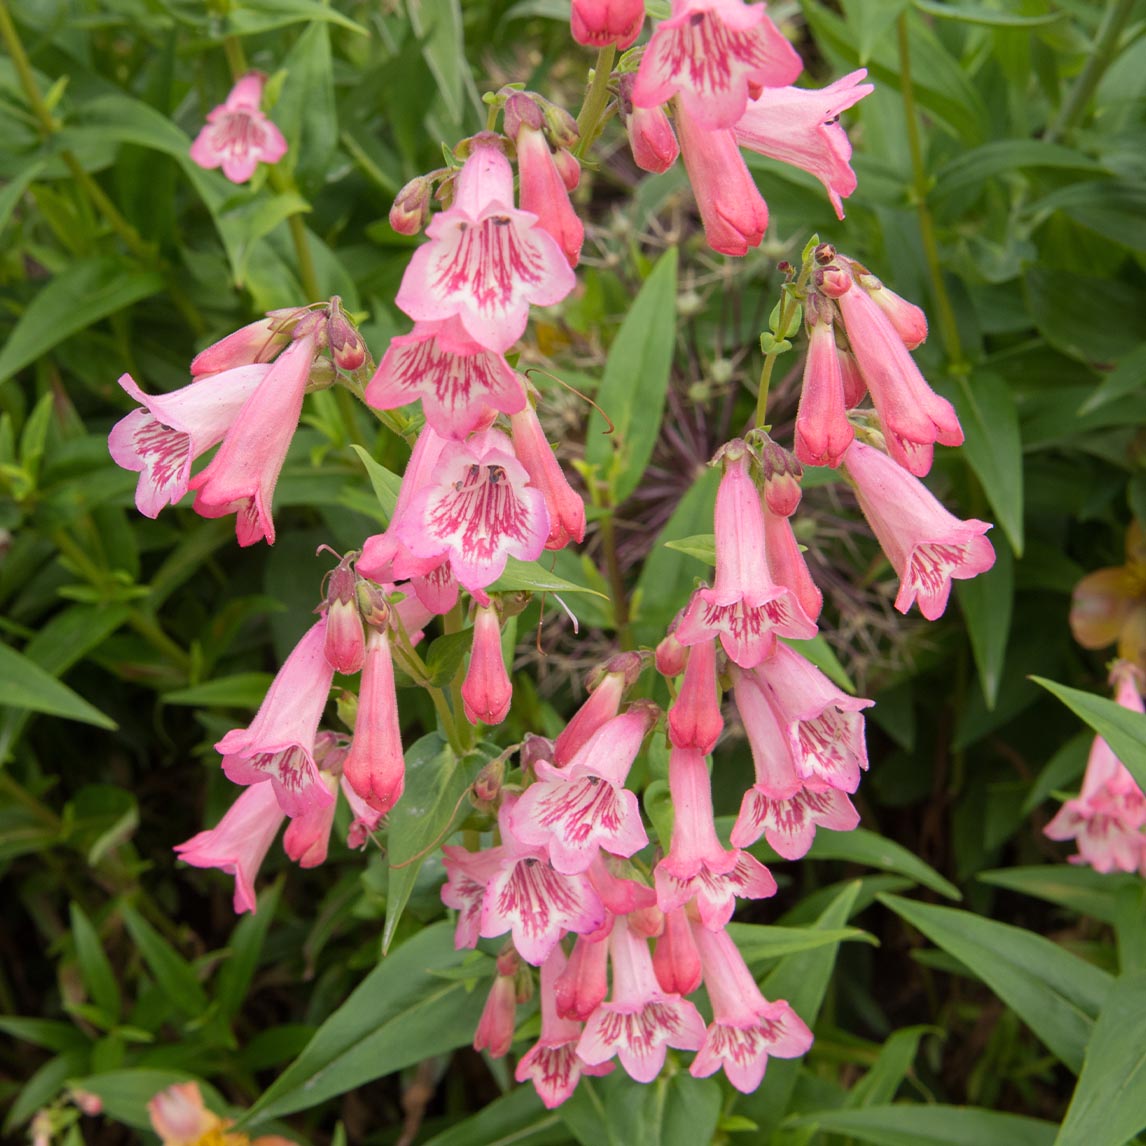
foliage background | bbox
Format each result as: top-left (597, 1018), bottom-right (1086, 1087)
top-left (1, 0), bottom-right (1145, 1142)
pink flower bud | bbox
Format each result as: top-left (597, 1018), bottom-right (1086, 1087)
top-left (327, 297), bottom-right (366, 372)
top-left (510, 402), bottom-right (586, 550)
top-left (655, 621), bottom-right (689, 677)
top-left (571, 0), bottom-right (645, 49)
top-left (462, 604), bottom-right (513, 726)
top-left (795, 320), bottom-right (854, 469)
top-left (667, 637), bottom-right (723, 753)
top-left (474, 973), bottom-right (518, 1057)
top-left (323, 552), bottom-right (366, 674)
top-left (190, 317), bottom-right (288, 377)
top-left (553, 148), bottom-right (581, 192)
top-left (848, 261), bottom-right (928, 349)
top-left (342, 628), bottom-right (406, 814)
top-left (554, 933), bottom-right (609, 1021)
top-left (653, 906), bottom-right (702, 995)
top-left (514, 121), bottom-right (584, 267)
top-left (390, 174), bottom-right (433, 235)
top-left (763, 505), bottom-right (823, 624)
top-left (619, 76), bottom-right (680, 174)
top-left (756, 435), bottom-right (803, 517)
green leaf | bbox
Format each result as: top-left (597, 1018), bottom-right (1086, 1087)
top-left (562, 1072), bottom-right (722, 1146)
top-left (421, 1084), bottom-right (562, 1146)
top-left (0, 259), bottom-right (164, 387)
top-left (222, 192), bottom-right (312, 288)
top-left (225, 0), bottom-right (370, 35)
top-left (69, 903), bottom-right (120, 1022)
top-left (725, 922), bottom-right (876, 965)
top-left (789, 1105), bottom-right (1058, 1145)
top-left (424, 630), bottom-right (473, 688)
top-left (408, 0), bottom-right (470, 125)
top-left (1022, 730), bottom-right (1090, 814)
top-left (1031, 179), bottom-right (1146, 253)
top-left (0, 1017), bottom-right (88, 1055)
top-left (67, 784), bottom-right (139, 866)
top-left (0, 157), bottom-right (46, 239)
top-left (843, 0), bottom-right (909, 64)
top-left (214, 881), bottom-right (283, 1022)
top-left (949, 372), bottom-right (1023, 555)
top-left (1024, 267), bottom-right (1145, 363)
top-left (1056, 971), bottom-right (1146, 1146)
top-left (912, 0), bottom-right (1063, 24)
top-left (383, 734), bottom-right (475, 953)
top-left (239, 923), bottom-right (486, 1125)
top-left (845, 1026), bottom-right (936, 1106)
top-left (955, 537), bottom-right (1013, 709)
top-left (349, 444), bottom-right (402, 520)
top-left (932, 141), bottom-right (1106, 204)
top-left (490, 556), bottom-right (608, 597)
top-left (978, 865), bottom-right (1136, 926)
top-left (584, 250), bottom-right (679, 504)
top-left (160, 674), bottom-right (275, 708)
top-left (663, 533), bottom-right (715, 565)
top-left (1032, 677), bottom-right (1146, 794)
top-left (1079, 341), bottom-right (1146, 415)
top-left (879, 894), bottom-right (1112, 1071)
top-left (275, 22), bottom-right (338, 192)
top-left (4, 1051), bottom-right (89, 1134)
top-left (120, 905), bottom-right (210, 1019)
top-left (69, 1070), bottom-right (208, 1132)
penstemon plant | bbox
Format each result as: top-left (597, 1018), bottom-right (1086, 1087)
top-left (4, 0), bottom-right (1146, 1143)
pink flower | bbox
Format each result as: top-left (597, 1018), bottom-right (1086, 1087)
top-left (763, 504), bottom-right (824, 624)
top-left (795, 317), bottom-right (854, 468)
top-left (189, 72), bottom-right (287, 185)
top-left (190, 317), bottom-right (288, 377)
top-left (507, 94), bottom-right (584, 268)
top-left (849, 263), bottom-right (928, 349)
top-left (571, 0), bottom-right (645, 48)
top-left (619, 76), bottom-right (680, 173)
top-left (653, 906), bottom-right (702, 995)
top-left (834, 272), bottom-right (962, 476)
top-left (732, 71), bottom-right (873, 219)
top-left (631, 0), bottom-right (802, 130)
top-left (474, 970), bottom-right (518, 1057)
top-left (342, 775), bottom-right (384, 849)
top-left (844, 439), bottom-right (995, 620)
top-left (675, 100), bottom-right (768, 256)
top-left (510, 402), bottom-right (587, 551)
top-left (365, 318), bottom-right (525, 440)
top-left (667, 638), bottom-right (724, 753)
top-left (322, 551), bottom-right (366, 675)
top-left (147, 1082), bottom-right (221, 1143)
top-left (187, 331), bottom-right (317, 546)
top-left (394, 137), bottom-right (576, 353)
top-left (108, 365), bottom-right (269, 519)
top-left (393, 428), bottom-right (550, 595)
top-left (654, 747), bottom-right (777, 927)
top-left (729, 665), bottom-right (858, 857)
top-left (462, 604), bottom-right (513, 725)
top-left (1045, 663), bottom-right (1146, 874)
top-left (516, 946), bottom-right (614, 1108)
top-left (442, 844), bottom-right (507, 949)
top-left (675, 442), bottom-right (817, 667)
top-left (282, 772), bottom-right (338, 868)
top-left (217, 620), bottom-right (336, 818)
top-left (512, 708), bottom-right (654, 873)
top-left (480, 800), bottom-right (606, 964)
top-left (175, 783), bottom-right (285, 914)
top-left (341, 627), bottom-right (406, 815)
top-left (553, 653), bottom-right (643, 765)
top-left (577, 916), bottom-right (706, 1082)
top-left (690, 923), bottom-right (813, 1091)
top-left (390, 175), bottom-right (433, 236)
top-left (555, 932), bottom-right (611, 1020)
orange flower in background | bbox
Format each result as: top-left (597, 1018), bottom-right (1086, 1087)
top-left (147, 1082), bottom-right (293, 1146)
top-left (1070, 521), bottom-right (1146, 672)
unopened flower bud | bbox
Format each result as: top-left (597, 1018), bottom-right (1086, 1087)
top-left (519, 733), bottom-right (555, 772)
top-left (586, 650), bottom-right (646, 692)
top-left (618, 75), bottom-right (678, 174)
top-left (656, 627), bottom-right (689, 677)
top-left (390, 174), bottom-right (432, 235)
top-left (356, 580), bottom-right (391, 629)
top-left (503, 91), bottom-right (545, 138)
top-left (755, 435), bottom-right (803, 517)
top-left (817, 263), bottom-right (852, 299)
top-left (472, 756), bottom-right (506, 807)
top-left (536, 95), bottom-right (580, 151)
top-left (323, 550), bottom-right (366, 673)
top-left (552, 147), bottom-right (581, 191)
top-left (327, 296), bottom-right (366, 372)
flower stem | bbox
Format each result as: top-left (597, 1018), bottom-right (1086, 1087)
top-left (897, 12), bottom-right (965, 371)
top-left (600, 510), bottom-right (634, 649)
top-left (755, 262), bottom-right (813, 428)
top-left (575, 45), bottom-right (617, 158)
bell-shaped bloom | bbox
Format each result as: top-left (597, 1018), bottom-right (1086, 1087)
top-left (619, 75), bottom-right (679, 173)
top-left (667, 638), bottom-right (723, 753)
top-left (188, 331), bottom-right (317, 546)
top-left (675, 444), bottom-right (817, 667)
top-left (553, 653), bottom-right (644, 765)
top-left (795, 319), bottom-right (854, 468)
top-left (510, 402), bottom-right (586, 551)
top-left (690, 923), bottom-right (813, 1091)
top-left (189, 72), bottom-right (288, 185)
top-left (175, 782), bottom-right (285, 914)
top-left (578, 916), bottom-right (706, 1083)
top-left (729, 667), bottom-right (858, 857)
top-left (844, 440), bottom-right (995, 621)
top-left (474, 971), bottom-right (518, 1058)
top-left (442, 844), bottom-right (507, 949)
top-left (282, 772), bottom-right (339, 868)
top-left (341, 628), bottom-right (406, 815)
top-left (835, 277), bottom-right (962, 476)
top-left (190, 317), bottom-right (289, 378)
top-left (393, 428), bottom-right (550, 594)
top-left (654, 747), bottom-right (777, 928)
top-left (555, 932), bottom-right (611, 1021)
top-left (395, 137), bottom-right (576, 353)
top-left (510, 101), bottom-right (584, 267)
top-left (1069, 522), bottom-right (1146, 675)
top-left (763, 505), bottom-right (823, 624)
top-left (108, 365), bottom-right (269, 519)
top-left (1045, 663), bottom-right (1146, 874)
top-left (653, 906), bottom-right (703, 995)
top-left (571, 0), bottom-right (645, 48)
top-left (733, 71), bottom-right (873, 219)
top-left (462, 604), bottom-right (513, 725)
top-left (631, 0), bottom-right (802, 130)
top-left (512, 708), bottom-right (653, 873)
top-left (480, 801), bottom-right (606, 965)
top-left (675, 101), bottom-right (768, 257)
top-left (517, 946), bottom-right (614, 1108)
top-left (218, 620), bottom-right (336, 818)
top-left (365, 318), bottom-right (525, 439)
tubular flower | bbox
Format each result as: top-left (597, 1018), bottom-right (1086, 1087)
top-left (732, 71), bottom-right (873, 219)
top-left (108, 365), bottom-right (269, 519)
top-left (217, 620), bottom-right (336, 818)
top-left (571, 0), bottom-right (645, 48)
top-left (189, 72), bottom-right (287, 185)
top-left (189, 317), bottom-right (289, 378)
top-left (553, 653), bottom-right (644, 765)
top-left (631, 0), bottom-right (803, 130)
top-left (394, 136), bottom-right (576, 353)
top-left (843, 439), bottom-right (995, 621)
top-left (667, 638), bottom-right (724, 754)
top-left (188, 331), bottom-right (318, 546)
top-left (510, 401), bottom-right (587, 551)
top-left (795, 316), bottom-right (854, 468)
top-left (462, 603), bottom-right (513, 725)
top-left (618, 75), bottom-right (680, 173)
top-left (763, 503), bottom-right (824, 624)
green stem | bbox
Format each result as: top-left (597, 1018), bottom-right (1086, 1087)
top-left (127, 610), bottom-right (192, 674)
top-left (0, 770), bottom-right (60, 828)
top-left (1045, 0), bottom-right (1137, 143)
top-left (575, 45), bottom-right (617, 158)
top-left (897, 13), bottom-right (965, 371)
top-left (756, 263), bottom-right (813, 427)
top-left (599, 510), bottom-right (633, 649)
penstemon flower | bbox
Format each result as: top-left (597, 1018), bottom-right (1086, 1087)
top-left (570, 0), bottom-right (646, 48)
top-left (189, 72), bottom-right (288, 185)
